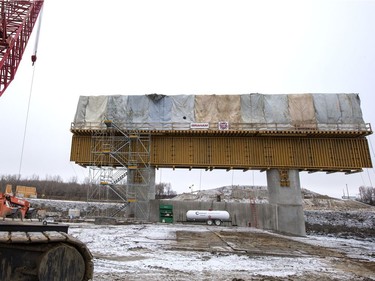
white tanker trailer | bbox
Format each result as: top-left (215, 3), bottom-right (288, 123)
top-left (186, 210), bottom-right (230, 226)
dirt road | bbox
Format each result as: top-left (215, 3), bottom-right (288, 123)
top-left (174, 228), bottom-right (374, 280)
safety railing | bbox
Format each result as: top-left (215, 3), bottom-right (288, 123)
top-left (71, 121), bottom-right (372, 133)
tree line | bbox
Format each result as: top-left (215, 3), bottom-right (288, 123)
top-left (0, 174), bottom-right (177, 201)
top-left (0, 174), bottom-right (89, 201)
top-left (358, 186), bottom-right (375, 206)
top-left (155, 182), bottom-right (177, 199)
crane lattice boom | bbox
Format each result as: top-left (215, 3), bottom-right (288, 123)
top-left (0, 0), bottom-right (43, 96)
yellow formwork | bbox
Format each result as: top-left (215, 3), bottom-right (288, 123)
top-left (70, 134), bottom-right (372, 173)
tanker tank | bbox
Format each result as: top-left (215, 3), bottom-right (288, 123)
top-left (186, 210), bottom-right (230, 226)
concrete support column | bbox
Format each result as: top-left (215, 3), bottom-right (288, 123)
top-left (127, 167), bottom-right (155, 221)
top-left (148, 168), bottom-right (156, 200)
top-left (267, 169), bottom-right (306, 236)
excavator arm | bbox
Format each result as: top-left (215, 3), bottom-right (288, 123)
top-left (0, 0), bottom-right (43, 96)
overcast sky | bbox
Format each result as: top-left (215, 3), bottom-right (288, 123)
top-left (0, 0), bottom-right (374, 199)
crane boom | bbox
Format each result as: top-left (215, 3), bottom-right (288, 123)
top-left (0, 0), bottom-right (44, 96)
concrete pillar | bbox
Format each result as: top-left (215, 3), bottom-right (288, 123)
top-left (267, 169), bottom-right (306, 236)
top-left (126, 167), bottom-right (155, 221)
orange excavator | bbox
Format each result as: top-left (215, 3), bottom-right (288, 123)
top-left (0, 1), bottom-right (93, 280)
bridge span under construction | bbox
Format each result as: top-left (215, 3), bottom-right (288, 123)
top-left (70, 93), bottom-right (372, 235)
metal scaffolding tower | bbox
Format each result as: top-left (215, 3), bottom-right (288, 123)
top-left (87, 120), bottom-right (153, 220)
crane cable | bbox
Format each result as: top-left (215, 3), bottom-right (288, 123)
top-left (18, 5), bottom-right (44, 177)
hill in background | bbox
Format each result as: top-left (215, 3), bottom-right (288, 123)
top-left (173, 185), bottom-right (373, 211)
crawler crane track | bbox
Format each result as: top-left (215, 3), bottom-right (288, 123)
top-left (0, 230), bottom-right (93, 281)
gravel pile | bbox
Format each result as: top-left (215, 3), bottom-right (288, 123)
top-left (305, 210), bottom-right (375, 241)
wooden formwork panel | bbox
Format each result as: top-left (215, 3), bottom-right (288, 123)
top-left (70, 135), bottom-right (372, 171)
top-left (70, 135), bottom-right (149, 167)
top-left (150, 136), bottom-right (372, 171)
top-left (70, 135), bottom-right (92, 165)
top-left (70, 135), bottom-right (118, 166)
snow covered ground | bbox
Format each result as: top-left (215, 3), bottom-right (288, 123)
top-left (68, 223), bottom-right (375, 281)
top-left (27, 195), bottom-right (374, 280)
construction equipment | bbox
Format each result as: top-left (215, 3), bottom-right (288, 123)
top-left (0, 192), bottom-right (34, 219)
top-left (0, 1), bottom-right (93, 280)
top-left (0, 0), bottom-right (42, 95)
top-left (0, 223), bottom-right (93, 281)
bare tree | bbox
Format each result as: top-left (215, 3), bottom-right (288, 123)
top-left (155, 183), bottom-right (165, 197)
top-left (155, 182), bottom-right (177, 198)
top-left (68, 176), bottom-right (78, 184)
top-left (164, 183), bottom-right (176, 196)
top-left (358, 186), bottom-right (375, 205)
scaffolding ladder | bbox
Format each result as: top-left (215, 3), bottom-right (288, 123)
top-left (250, 196), bottom-right (258, 228)
top-left (88, 118), bottom-right (152, 220)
